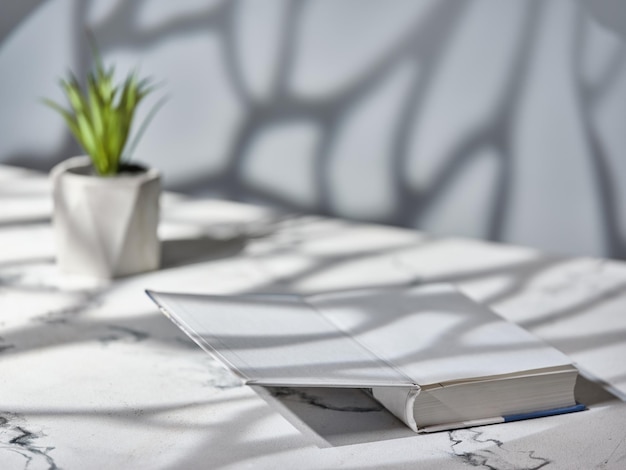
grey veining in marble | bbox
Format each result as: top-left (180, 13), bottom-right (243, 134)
top-left (448, 429), bottom-right (552, 470)
top-left (1, 165), bottom-right (626, 469)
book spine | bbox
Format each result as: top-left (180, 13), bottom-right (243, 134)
top-left (371, 386), bottom-right (421, 432)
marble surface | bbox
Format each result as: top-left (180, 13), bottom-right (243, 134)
top-left (1, 164), bottom-right (626, 469)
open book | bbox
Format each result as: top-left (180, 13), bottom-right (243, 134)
top-left (146, 284), bottom-right (583, 433)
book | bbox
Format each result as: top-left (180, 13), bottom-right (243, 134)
top-left (146, 284), bottom-right (582, 433)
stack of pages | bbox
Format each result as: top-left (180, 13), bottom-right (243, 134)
top-left (147, 284), bottom-right (582, 433)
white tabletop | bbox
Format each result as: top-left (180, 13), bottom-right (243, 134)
top-left (1, 165), bottom-right (625, 469)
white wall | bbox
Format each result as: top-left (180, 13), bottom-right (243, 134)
top-left (1, 0), bottom-right (626, 259)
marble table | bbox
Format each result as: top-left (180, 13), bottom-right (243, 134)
top-left (1, 164), bottom-right (625, 469)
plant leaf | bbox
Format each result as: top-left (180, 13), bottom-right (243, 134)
top-left (123, 95), bottom-right (168, 161)
top-left (43, 37), bottom-right (164, 175)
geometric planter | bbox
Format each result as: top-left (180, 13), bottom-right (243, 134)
top-left (50, 156), bottom-right (161, 279)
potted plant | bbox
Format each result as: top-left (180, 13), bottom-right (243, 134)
top-left (45, 47), bottom-right (164, 279)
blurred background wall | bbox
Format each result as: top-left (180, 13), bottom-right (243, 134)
top-left (1, 0), bottom-right (626, 260)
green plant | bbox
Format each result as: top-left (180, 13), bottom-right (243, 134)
top-left (45, 49), bottom-right (162, 176)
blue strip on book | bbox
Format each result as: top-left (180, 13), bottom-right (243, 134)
top-left (504, 403), bottom-right (586, 423)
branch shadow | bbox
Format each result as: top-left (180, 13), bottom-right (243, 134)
top-left (1, 232), bottom-right (625, 455)
top-left (4, 0), bottom-right (626, 260)
top-left (4, 3), bottom-right (626, 454)
top-left (161, 235), bottom-right (247, 269)
top-left (571, 8), bottom-right (626, 259)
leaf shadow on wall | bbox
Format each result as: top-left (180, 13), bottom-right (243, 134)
top-left (3, 0), bottom-right (625, 259)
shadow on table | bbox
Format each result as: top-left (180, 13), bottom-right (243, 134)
top-left (253, 386), bottom-right (415, 447)
top-left (161, 235), bottom-right (247, 268)
top-left (575, 372), bottom-right (626, 405)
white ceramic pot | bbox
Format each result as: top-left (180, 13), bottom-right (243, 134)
top-left (51, 156), bottom-right (161, 279)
